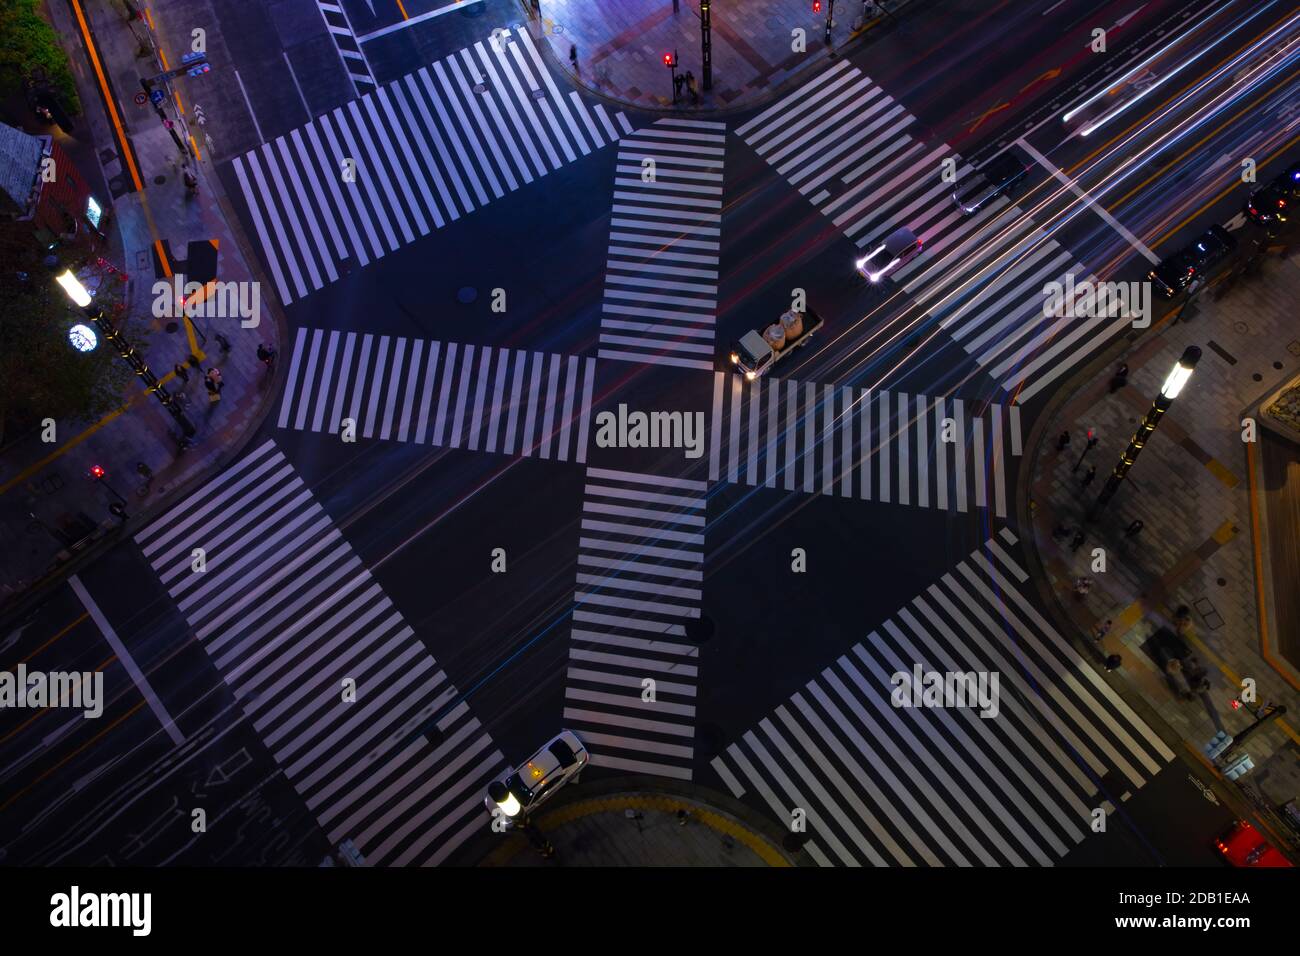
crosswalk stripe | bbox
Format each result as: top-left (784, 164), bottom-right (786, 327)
top-left (708, 372), bottom-right (1014, 514)
top-left (277, 332), bottom-right (594, 462)
top-left (564, 468), bottom-right (707, 780)
top-left (712, 534), bottom-right (1173, 866)
top-left (229, 29), bottom-right (634, 305)
top-left (736, 59), bottom-right (1136, 403)
top-left (134, 439), bottom-right (505, 866)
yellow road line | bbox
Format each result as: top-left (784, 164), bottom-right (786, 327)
top-left (396, 0), bottom-right (409, 19)
top-left (20, 613), bottom-right (89, 665)
top-left (69, 0), bottom-right (143, 192)
top-left (489, 794), bottom-right (791, 866)
top-left (0, 363), bottom-right (190, 497)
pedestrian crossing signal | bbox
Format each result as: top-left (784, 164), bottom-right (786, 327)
top-left (663, 53), bottom-right (673, 67)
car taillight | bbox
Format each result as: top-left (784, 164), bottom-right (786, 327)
top-left (1248, 206), bottom-right (1257, 214)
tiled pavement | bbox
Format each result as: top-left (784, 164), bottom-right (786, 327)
top-left (1028, 246), bottom-right (1300, 826)
top-left (534, 0), bottom-right (912, 112)
top-left (1, 0), bottom-right (280, 609)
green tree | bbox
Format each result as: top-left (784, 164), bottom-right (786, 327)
top-left (0, 0), bottom-right (83, 116)
top-left (0, 243), bottom-right (146, 446)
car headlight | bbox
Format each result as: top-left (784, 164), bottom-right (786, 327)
top-left (745, 370), bottom-right (756, 381)
top-left (729, 352), bottom-right (739, 364)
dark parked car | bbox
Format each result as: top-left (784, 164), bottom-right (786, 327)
top-left (1148, 224), bottom-right (1236, 298)
top-left (1244, 161), bottom-right (1300, 227)
top-left (953, 152), bottom-right (1032, 215)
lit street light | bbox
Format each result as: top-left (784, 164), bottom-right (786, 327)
top-left (1090, 346), bottom-right (1201, 516)
top-left (55, 269), bottom-right (196, 437)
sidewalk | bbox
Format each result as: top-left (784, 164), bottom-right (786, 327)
top-left (0, 0), bottom-right (281, 616)
top-left (532, 0), bottom-right (912, 112)
top-left (1025, 245), bottom-right (1300, 845)
top-left (471, 783), bottom-right (797, 866)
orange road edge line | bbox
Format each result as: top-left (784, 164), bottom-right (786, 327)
top-left (69, 0), bottom-right (143, 192)
top-left (0, 700), bottom-right (146, 814)
top-left (0, 362), bottom-right (188, 497)
top-left (1152, 132), bottom-right (1300, 249)
top-left (20, 613), bottom-right (89, 665)
top-left (189, 133), bottom-right (201, 161)
top-left (0, 654), bottom-right (119, 746)
top-left (396, 0), bottom-right (409, 18)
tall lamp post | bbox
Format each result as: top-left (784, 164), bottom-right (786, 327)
top-left (55, 270), bottom-right (197, 437)
top-left (1090, 346), bottom-right (1200, 516)
top-left (700, 0), bottom-right (712, 91)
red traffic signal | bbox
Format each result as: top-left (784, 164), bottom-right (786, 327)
top-left (662, 53), bottom-right (673, 67)
top-left (813, 0), bottom-right (822, 11)
top-left (89, 465), bottom-right (106, 480)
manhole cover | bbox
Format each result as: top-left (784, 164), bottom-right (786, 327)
top-left (1217, 578), bottom-right (1227, 586)
top-left (685, 615), bottom-right (716, 643)
top-left (154, 175), bottom-right (166, 185)
top-left (456, 286), bottom-right (478, 304)
top-left (1253, 373), bottom-right (1263, 382)
top-left (165, 321), bottom-right (179, 333)
top-left (1274, 361), bottom-right (1284, 369)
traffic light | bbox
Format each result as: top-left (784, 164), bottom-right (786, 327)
top-left (188, 63), bottom-right (211, 78)
top-left (89, 465), bottom-right (106, 480)
top-left (813, 0), bottom-right (821, 11)
top-left (663, 53), bottom-right (673, 67)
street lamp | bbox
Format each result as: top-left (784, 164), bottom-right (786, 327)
top-left (55, 269), bottom-right (197, 437)
top-left (1091, 346), bottom-right (1200, 515)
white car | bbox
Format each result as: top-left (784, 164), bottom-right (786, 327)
top-left (483, 729), bottom-right (588, 826)
top-left (855, 227), bottom-right (922, 283)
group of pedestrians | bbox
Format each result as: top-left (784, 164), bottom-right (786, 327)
top-left (171, 343), bottom-right (277, 410)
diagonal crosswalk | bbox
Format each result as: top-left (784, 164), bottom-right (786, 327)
top-left (276, 327), bottom-right (597, 463)
top-left (708, 371), bottom-right (1022, 518)
top-left (230, 26), bottom-right (633, 306)
top-left (736, 59), bottom-right (1129, 405)
top-left (134, 438), bottom-right (506, 866)
top-left (598, 119), bottom-right (726, 371)
top-left (563, 467), bottom-right (707, 780)
top-left (710, 529), bottom-right (1176, 867)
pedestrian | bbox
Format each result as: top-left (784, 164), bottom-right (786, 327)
top-left (1093, 618), bottom-right (1112, 642)
top-left (676, 809), bottom-right (689, 826)
top-left (183, 166), bottom-right (198, 195)
top-left (673, 73), bottom-right (685, 102)
top-left (205, 377), bottom-right (221, 404)
top-left (1080, 464), bottom-right (1097, 488)
top-left (1104, 653), bottom-right (1123, 672)
top-left (1052, 522), bottom-right (1072, 542)
top-left (1109, 362), bottom-right (1129, 393)
top-left (1072, 576), bottom-right (1092, 598)
top-left (173, 362), bottom-right (190, 383)
top-left (685, 71), bottom-right (698, 104)
top-left (1124, 519), bottom-right (1144, 538)
top-left (569, 43), bottom-right (578, 75)
top-left (1056, 430), bottom-right (1071, 452)
top-left (1070, 530), bottom-right (1086, 552)
top-left (205, 367), bottom-right (224, 392)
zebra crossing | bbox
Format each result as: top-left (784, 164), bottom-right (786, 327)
top-left (563, 468), bottom-right (707, 780)
top-left (276, 327), bottom-right (597, 463)
top-left (230, 26), bottom-right (633, 306)
top-left (598, 119), bottom-right (726, 371)
top-left (735, 59), bottom-right (1121, 405)
top-left (134, 439), bottom-right (506, 866)
top-left (313, 1), bottom-right (376, 95)
top-left (710, 529), bottom-right (1176, 867)
top-left (708, 371), bottom-right (1022, 518)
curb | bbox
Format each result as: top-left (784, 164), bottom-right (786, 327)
top-left (518, 0), bottom-right (909, 121)
top-left (0, 0), bottom-right (289, 632)
top-left (450, 773), bottom-right (806, 866)
top-left (1013, 251), bottom-right (1297, 841)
